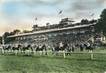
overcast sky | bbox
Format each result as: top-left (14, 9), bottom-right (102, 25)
top-left (0, 0), bottom-right (106, 35)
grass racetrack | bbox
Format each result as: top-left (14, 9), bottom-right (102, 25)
top-left (0, 48), bottom-right (106, 73)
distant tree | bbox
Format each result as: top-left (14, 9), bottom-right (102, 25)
top-left (89, 19), bottom-right (97, 24)
top-left (3, 32), bottom-right (10, 44)
top-left (0, 36), bottom-right (2, 44)
top-left (95, 9), bottom-right (106, 35)
top-left (3, 32), bottom-right (10, 38)
top-left (2, 29), bottom-right (20, 44)
top-left (9, 29), bottom-right (21, 35)
top-left (81, 19), bottom-right (89, 24)
top-left (23, 30), bottom-right (31, 33)
top-left (9, 32), bottom-right (15, 35)
top-left (13, 29), bottom-right (21, 34)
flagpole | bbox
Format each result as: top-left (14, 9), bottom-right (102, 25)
top-left (58, 10), bottom-right (63, 24)
top-left (90, 13), bottom-right (95, 43)
top-left (35, 18), bottom-right (38, 25)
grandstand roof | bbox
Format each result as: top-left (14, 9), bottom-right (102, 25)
top-left (8, 24), bottom-right (95, 38)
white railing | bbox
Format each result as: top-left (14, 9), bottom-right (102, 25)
top-left (0, 49), bottom-right (106, 60)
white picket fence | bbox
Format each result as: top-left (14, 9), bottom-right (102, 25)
top-left (0, 49), bottom-right (106, 60)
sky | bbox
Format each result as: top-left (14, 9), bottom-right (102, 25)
top-left (0, 0), bottom-right (106, 36)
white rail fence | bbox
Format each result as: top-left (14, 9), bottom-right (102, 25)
top-left (0, 49), bottom-right (106, 59)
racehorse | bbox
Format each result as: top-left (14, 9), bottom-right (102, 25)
top-left (35, 44), bottom-right (47, 55)
top-left (21, 44), bottom-right (33, 55)
top-left (79, 43), bottom-right (84, 51)
top-left (84, 42), bottom-right (94, 52)
top-left (11, 44), bottom-right (22, 55)
top-left (2, 45), bottom-right (11, 54)
top-left (53, 42), bottom-right (69, 55)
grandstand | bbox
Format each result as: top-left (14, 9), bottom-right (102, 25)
top-left (6, 18), bottom-right (96, 48)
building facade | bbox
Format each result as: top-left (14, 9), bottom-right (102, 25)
top-left (7, 22), bottom-right (95, 47)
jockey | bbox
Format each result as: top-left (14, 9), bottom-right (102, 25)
top-left (87, 42), bottom-right (90, 47)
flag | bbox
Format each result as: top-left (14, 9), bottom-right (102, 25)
top-left (58, 10), bottom-right (63, 15)
top-left (91, 13), bottom-right (94, 17)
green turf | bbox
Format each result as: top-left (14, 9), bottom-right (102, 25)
top-left (0, 53), bottom-right (106, 73)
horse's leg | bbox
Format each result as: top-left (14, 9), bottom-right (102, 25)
top-left (15, 49), bottom-right (18, 55)
top-left (31, 48), bottom-right (33, 55)
top-left (39, 50), bottom-right (42, 55)
top-left (2, 48), bottom-right (5, 55)
top-left (56, 50), bottom-right (59, 56)
top-left (5, 48), bottom-right (7, 54)
top-left (41, 49), bottom-right (43, 55)
top-left (44, 48), bottom-right (47, 55)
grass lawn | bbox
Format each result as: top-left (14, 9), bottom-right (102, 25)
top-left (0, 48), bottom-right (105, 73)
top-left (0, 52), bottom-right (106, 73)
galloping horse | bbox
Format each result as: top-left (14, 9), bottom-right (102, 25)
top-left (84, 42), bottom-right (94, 52)
top-left (21, 44), bottom-right (33, 55)
top-left (2, 45), bottom-right (11, 54)
top-left (11, 44), bottom-right (22, 55)
top-left (35, 44), bottom-right (47, 55)
top-left (53, 42), bottom-right (68, 55)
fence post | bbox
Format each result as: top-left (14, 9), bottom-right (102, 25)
top-left (90, 51), bottom-right (94, 60)
top-left (63, 51), bottom-right (66, 58)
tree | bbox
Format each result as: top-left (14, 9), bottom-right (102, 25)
top-left (0, 36), bottom-right (2, 44)
top-left (13, 29), bottom-right (21, 34)
top-left (89, 19), bottom-right (97, 24)
top-left (3, 32), bottom-right (10, 38)
top-left (3, 32), bottom-right (10, 44)
top-left (95, 9), bottom-right (106, 35)
top-left (81, 19), bottom-right (89, 24)
top-left (9, 29), bottom-right (21, 35)
top-left (23, 30), bottom-right (31, 33)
